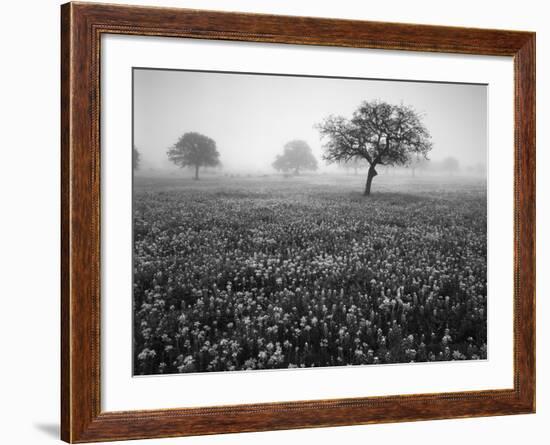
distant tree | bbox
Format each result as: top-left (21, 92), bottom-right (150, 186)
top-left (133, 146), bottom-right (141, 171)
top-left (408, 153), bottom-right (430, 177)
top-left (442, 156), bottom-right (460, 175)
top-left (472, 162), bottom-right (486, 176)
top-left (417, 157), bottom-right (431, 174)
top-left (167, 132), bottom-right (220, 180)
top-left (317, 100), bottom-right (433, 195)
top-left (339, 156), bottom-right (367, 175)
top-left (272, 140), bottom-right (318, 175)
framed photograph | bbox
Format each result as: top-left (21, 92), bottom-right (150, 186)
top-left (61, 2), bottom-right (535, 442)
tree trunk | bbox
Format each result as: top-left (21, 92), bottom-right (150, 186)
top-left (364, 165), bottom-right (378, 196)
top-left (194, 165), bottom-right (199, 180)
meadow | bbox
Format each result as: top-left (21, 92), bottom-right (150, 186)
top-left (133, 174), bottom-right (487, 375)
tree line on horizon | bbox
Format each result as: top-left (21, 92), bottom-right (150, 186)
top-left (133, 99), bottom-right (460, 195)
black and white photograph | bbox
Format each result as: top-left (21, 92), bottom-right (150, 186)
top-left (132, 68), bottom-right (487, 376)
top-left (1, 0), bottom-right (544, 443)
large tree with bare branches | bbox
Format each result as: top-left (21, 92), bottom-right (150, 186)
top-left (317, 100), bottom-right (433, 195)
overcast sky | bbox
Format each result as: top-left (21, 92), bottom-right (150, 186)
top-left (133, 68), bottom-right (487, 172)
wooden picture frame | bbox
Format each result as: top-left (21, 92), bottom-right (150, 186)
top-left (61, 2), bottom-right (535, 442)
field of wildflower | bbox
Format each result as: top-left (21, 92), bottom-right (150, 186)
top-left (133, 174), bottom-right (487, 375)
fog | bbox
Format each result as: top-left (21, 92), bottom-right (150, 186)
top-left (133, 68), bottom-right (487, 174)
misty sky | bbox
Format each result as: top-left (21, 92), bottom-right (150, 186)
top-left (133, 68), bottom-right (487, 172)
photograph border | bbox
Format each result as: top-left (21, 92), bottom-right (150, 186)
top-left (61, 2), bottom-right (535, 442)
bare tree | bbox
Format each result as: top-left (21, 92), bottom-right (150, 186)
top-left (317, 100), bottom-right (433, 195)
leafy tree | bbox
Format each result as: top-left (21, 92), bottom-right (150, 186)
top-left (272, 140), bottom-right (318, 175)
top-left (317, 100), bottom-right (433, 195)
top-left (441, 156), bottom-right (460, 175)
top-left (133, 146), bottom-right (141, 171)
top-left (167, 132), bottom-right (220, 180)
